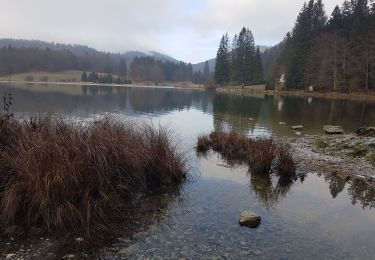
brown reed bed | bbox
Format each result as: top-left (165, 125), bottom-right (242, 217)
top-left (0, 115), bottom-right (186, 241)
top-left (196, 131), bottom-right (296, 175)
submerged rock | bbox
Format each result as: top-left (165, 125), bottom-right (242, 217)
top-left (292, 125), bottom-right (303, 130)
top-left (5, 254), bottom-right (16, 260)
top-left (356, 127), bottom-right (375, 137)
top-left (239, 211), bottom-right (261, 228)
top-left (324, 126), bottom-right (344, 134)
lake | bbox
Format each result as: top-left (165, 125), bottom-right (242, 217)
top-left (1, 82), bottom-right (375, 259)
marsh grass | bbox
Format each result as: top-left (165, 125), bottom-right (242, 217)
top-left (197, 131), bottom-right (295, 175)
top-left (0, 115), bottom-right (186, 241)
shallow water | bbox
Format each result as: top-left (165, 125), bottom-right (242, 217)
top-left (1, 83), bottom-right (375, 259)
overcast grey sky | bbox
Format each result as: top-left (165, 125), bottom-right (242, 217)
top-left (0, 0), bottom-right (341, 63)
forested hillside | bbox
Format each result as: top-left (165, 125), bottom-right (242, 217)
top-left (266, 0), bottom-right (375, 92)
top-left (0, 39), bottom-right (210, 82)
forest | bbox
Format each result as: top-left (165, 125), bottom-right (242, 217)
top-left (0, 40), bottom-right (211, 83)
top-left (264, 0), bottom-right (375, 91)
top-left (215, 0), bottom-right (375, 92)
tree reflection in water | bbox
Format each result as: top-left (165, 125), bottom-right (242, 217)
top-left (321, 173), bottom-right (375, 210)
top-left (348, 178), bottom-right (375, 209)
top-left (249, 171), bottom-right (305, 209)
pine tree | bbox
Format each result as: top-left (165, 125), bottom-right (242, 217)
top-left (214, 34), bottom-right (230, 84)
top-left (230, 34), bottom-right (240, 83)
top-left (118, 58), bottom-right (127, 77)
top-left (253, 47), bottom-right (264, 84)
top-left (313, 0), bottom-right (328, 33)
top-left (328, 5), bottom-right (344, 30)
top-left (203, 61), bottom-right (210, 82)
top-left (232, 27), bottom-right (256, 85)
top-left (81, 71), bottom-right (88, 82)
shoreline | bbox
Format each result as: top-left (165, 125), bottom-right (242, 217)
top-left (288, 134), bottom-right (375, 185)
top-left (217, 85), bottom-right (375, 101)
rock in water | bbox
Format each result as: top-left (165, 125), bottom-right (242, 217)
top-left (356, 127), bottom-right (375, 137)
top-left (292, 125), bottom-right (303, 130)
top-left (323, 125), bottom-right (344, 134)
top-left (239, 211), bottom-right (261, 228)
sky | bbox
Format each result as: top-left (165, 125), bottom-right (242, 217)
top-left (0, 0), bottom-right (342, 63)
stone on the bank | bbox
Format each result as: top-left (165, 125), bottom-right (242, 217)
top-left (239, 211), bottom-right (261, 228)
top-left (6, 254), bottom-right (16, 260)
top-left (292, 125), bottom-right (303, 130)
top-left (324, 125), bottom-right (344, 134)
top-left (355, 127), bottom-right (375, 137)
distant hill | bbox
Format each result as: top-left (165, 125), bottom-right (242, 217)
top-left (0, 38), bottom-right (97, 56)
top-left (147, 51), bottom-right (179, 63)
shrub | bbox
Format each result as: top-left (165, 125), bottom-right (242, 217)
top-left (197, 131), bottom-right (290, 175)
top-left (276, 145), bottom-right (296, 177)
top-left (196, 135), bottom-right (211, 153)
top-left (0, 115), bottom-right (186, 240)
top-left (247, 138), bottom-right (277, 174)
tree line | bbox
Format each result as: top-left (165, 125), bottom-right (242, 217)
top-left (81, 71), bottom-right (131, 84)
top-left (214, 27), bottom-right (264, 85)
top-left (267, 0), bottom-right (375, 92)
top-left (128, 56), bottom-right (193, 82)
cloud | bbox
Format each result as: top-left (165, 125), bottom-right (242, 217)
top-left (0, 0), bottom-right (341, 63)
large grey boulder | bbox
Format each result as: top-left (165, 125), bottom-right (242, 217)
top-left (239, 211), bottom-right (261, 228)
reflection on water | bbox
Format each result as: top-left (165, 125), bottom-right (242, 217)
top-left (3, 83), bottom-right (375, 137)
top-left (249, 171), bottom-right (306, 209)
top-left (1, 83), bottom-right (375, 258)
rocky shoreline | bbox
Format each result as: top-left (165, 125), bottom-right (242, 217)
top-left (289, 134), bottom-right (375, 184)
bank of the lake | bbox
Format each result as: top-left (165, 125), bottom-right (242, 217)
top-left (217, 85), bottom-right (375, 101)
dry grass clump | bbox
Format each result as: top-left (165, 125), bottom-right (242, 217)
top-left (247, 138), bottom-right (277, 174)
top-left (197, 131), bottom-right (295, 175)
top-left (276, 144), bottom-right (296, 177)
top-left (0, 115), bottom-right (186, 240)
top-left (196, 135), bottom-right (211, 153)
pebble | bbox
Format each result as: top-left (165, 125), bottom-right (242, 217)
top-left (62, 254), bottom-right (75, 259)
top-left (6, 254), bottom-right (16, 259)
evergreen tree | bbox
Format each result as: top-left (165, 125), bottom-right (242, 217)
top-left (81, 71), bottom-right (88, 82)
top-left (118, 58), bottom-right (127, 77)
top-left (328, 5), bottom-right (344, 30)
top-left (231, 27), bottom-right (256, 85)
top-left (203, 61), bottom-right (210, 82)
top-left (253, 47), bottom-right (264, 84)
top-left (230, 34), bottom-right (240, 82)
top-left (214, 34), bottom-right (230, 84)
top-left (313, 0), bottom-right (328, 33)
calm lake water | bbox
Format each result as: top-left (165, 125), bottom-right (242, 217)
top-left (2, 83), bottom-right (375, 259)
